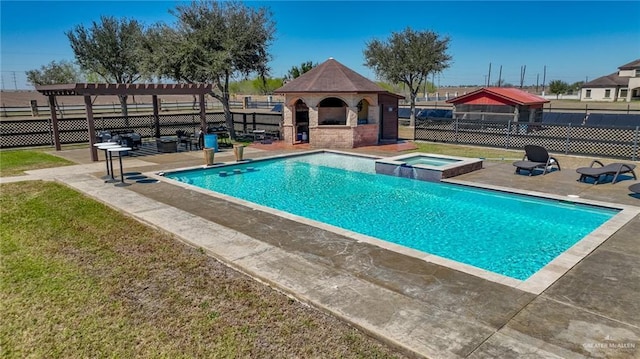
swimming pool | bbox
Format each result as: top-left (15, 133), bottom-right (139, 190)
top-left (164, 152), bottom-right (619, 281)
top-left (375, 153), bottom-right (483, 181)
top-left (404, 155), bottom-right (460, 166)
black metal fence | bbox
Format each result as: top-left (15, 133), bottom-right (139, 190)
top-left (415, 118), bottom-right (640, 160)
top-left (0, 111), bottom-right (282, 148)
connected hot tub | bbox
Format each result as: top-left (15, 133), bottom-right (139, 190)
top-left (375, 153), bottom-right (483, 182)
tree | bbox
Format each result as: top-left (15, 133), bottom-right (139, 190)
top-left (252, 77), bottom-right (284, 94)
top-left (26, 60), bottom-right (83, 118)
top-left (145, 1), bottom-right (275, 139)
top-left (569, 81), bottom-right (584, 95)
top-left (286, 61), bottom-right (316, 80)
top-left (549, 80), bottom-right (569, 99)
top-left (364, 27), bottom-right (451, 127)
top-left (66, 16), bottom-right (148, 117)
top-left (25, 60), bottom-right (82, 86)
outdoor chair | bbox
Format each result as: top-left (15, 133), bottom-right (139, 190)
top-left (513, 145), bottom-right (561, 176)
top-left (176, 130), bottom-right (192, 150)
top-left (576, 160), bottom-right (637, 184)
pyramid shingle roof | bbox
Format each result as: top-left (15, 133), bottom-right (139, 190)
top-left (275, 58), bottom-right (389, 94)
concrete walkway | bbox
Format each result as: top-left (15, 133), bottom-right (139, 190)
top-left (3, 145), bottom-right (639, 358)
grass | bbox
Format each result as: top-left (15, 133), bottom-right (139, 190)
top-left (0, 149), bottom-right (74, 177)
top-left (412, 141), bottom-right (520, 160)
top-left (0, 181), bottom-right (408, 359)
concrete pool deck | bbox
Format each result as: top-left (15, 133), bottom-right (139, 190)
top-left (4, 143), bottom-right (639, 358)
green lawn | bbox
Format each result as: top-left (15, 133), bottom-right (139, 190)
top-left (0, 150), bottom-right (74, 177)
top-left (412, 141), bottom-right (520, 160)
top-left (0, 181), bottom-right (407, 359)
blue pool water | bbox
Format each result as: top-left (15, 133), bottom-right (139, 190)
top-left (403, 155), bottom-right (461, 166)
top-left (166, 152), bottom-right (618, 280)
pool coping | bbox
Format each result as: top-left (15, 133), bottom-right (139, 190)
top-left (375, 152), bottom-right (484, 181)
top-left (444, 179), bottom-right (640, 294)
top-left (376, 152), bottom-right (482, 171)
top-left (150, 149), bottom-right (640, 295)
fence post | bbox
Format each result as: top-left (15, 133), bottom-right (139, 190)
top-left (252, 113), bottom-right (257, 130)
top-left (505, 119), bottom-right (511, 149)
top-left (48, 117), bottom-right (54, 146)
top-left (454, 118), bottom-right (459, 143)
top-left (633, 126), bottom-right (639, 161)
top-left (565, 123), bottom-right (572, 154)
top-left (242, 113), bottom-right (247, 134)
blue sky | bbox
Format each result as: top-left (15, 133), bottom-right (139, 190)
top-left (1, 1), bottom-right (639, 90)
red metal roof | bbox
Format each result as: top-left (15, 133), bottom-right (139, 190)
top-left (446, 87), bottom-right (549, 106)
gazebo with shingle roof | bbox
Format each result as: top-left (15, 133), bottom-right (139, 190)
top-left (274, 58), bottom-right (404, 148)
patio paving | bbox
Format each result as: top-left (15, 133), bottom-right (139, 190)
top-left (6, 141), bottom-right (639, 358)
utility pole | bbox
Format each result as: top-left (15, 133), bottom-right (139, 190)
top-left (497, 65), bottom-right (502, 87)
top-left (536, 74), bottom-right (539, 93)
top-left (487, 63), bottom-right (492, 87)
top-left (12, 71), bottom-right (17, 90)
top-left (542, 66), bottom-right (547, 96)
top-left (520, 65), bottom-right (526, 88)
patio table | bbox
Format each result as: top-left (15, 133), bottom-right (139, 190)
top-left (107, 147), bottom-right (132, 187)
top-left (95, 143), bottom-right (120, 181)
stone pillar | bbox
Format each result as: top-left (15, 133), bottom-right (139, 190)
top-left (282, 105), bottom-right (294, 144)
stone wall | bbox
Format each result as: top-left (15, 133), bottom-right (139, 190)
top-left (308, 124), bottom-right (379, 148)
top-left (352, 124), bottom-right (379, 147)
top-left (310, 126), bottom-right (354, 148)
top-left (281, 92), bottom-right (387, 148)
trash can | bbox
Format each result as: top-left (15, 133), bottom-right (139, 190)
top-left (203, 148), bottom-right (215, 166)
top-left (204, 134), bottom-right (219, 152)
top-left (233, 144), bottom-right (244, 161)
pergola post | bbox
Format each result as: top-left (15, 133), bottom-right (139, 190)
top-left (199, 93), bottom-right (207, 131)
top-left (36, 83), bottom-right (214, 161)
top-left (48, 95), bottom-right (61, 151)
top-left (152, 95), bottom-right (160, 138)
top-left (84, 95), bottom-right (98, 161)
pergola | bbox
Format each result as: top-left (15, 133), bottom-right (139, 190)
top-left (36, 83), bottom-right (213, 161)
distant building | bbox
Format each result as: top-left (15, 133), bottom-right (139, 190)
top-left (446, 87), bottom-right (548, 123)
top-left (580, 59), bottom-right (640, 102)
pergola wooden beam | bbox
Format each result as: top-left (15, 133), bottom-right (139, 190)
top-left (36, 83), bottom-right (213, 161)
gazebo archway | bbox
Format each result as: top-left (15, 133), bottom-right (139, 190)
top-left (36, 83), bottom-right (213, 161)
top-left (294, 99), bottom-right (309, 143)
top-left (318, 97), bottom-right (348, 126)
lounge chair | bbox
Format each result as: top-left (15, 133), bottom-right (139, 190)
top-left (576, 160), bottom-right (637, 184)
top-left (513, 145), bottom-right (561, 176)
